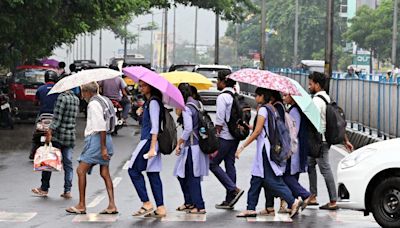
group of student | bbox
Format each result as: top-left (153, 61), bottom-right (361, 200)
top-left (126, 70), bottom-right (353, 218)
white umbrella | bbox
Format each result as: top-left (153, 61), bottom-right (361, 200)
top-left (48, 68), bottom-right (121, 95)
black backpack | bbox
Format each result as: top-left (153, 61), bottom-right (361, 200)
top-left (150, 97), bottom-right (177, 155)
top-left (187, 102), bottom-right (219, 154)
top-left (223, 91), bottom-right (251, 141)
top-left (302, 116), bottom-right (323, 158)
top-left (317, 95), bottom-right (346, 145)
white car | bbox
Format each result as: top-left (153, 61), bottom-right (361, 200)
top-left (337, 139), bottom-right (400, 228)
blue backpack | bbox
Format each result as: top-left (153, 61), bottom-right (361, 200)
top-left (263, 105), bottom-right (292, 166)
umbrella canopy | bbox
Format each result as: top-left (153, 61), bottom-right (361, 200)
top-left (228, 68), bottom-right (301, 96)
top-left (122, 66), bottom-right (185, 109)
top-left (48, 68), bottom-right (121, 95)
top-left (288, 78), bottom-right (322, 133)
top-left (40, 59), bottom-right (59, 68)
top-left (160, 71), bottom-right (212, 90)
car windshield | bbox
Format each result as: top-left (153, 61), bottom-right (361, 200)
top-left (196, 68), bottom-right (227, 79)
top-left (14, 69), bottom-right (46, 85)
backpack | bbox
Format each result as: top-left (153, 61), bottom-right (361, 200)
top-left (150, 97), bottom-right (177, 155)
top-left (263, 105), bottom-right (292, 166)
top-left (223, 91), bottom-right (250, 140)
top-left (91, 95), bottom-right (117, 134)
top-left (187, 102), bottom-right (219, 154)
top-left (303, 116), bottom-right (323, 158)
top-left (317, 95), bottom-right (346, 145)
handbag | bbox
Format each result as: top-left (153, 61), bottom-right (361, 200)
top-left (33, 143), bottom-right (63, 172)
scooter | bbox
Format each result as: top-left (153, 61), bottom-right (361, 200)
top-left (130, 93), bottom-right (145, 124)
top-left (0, 93), bottom-right (13, 129)
top-left (111, 100), bottom-right (124, 135)
top-left (29, 113), bottom-right (53, 159)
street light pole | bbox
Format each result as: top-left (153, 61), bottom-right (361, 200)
top-left (124, 24), bottom-right (128, 60)
top-left (90, 33), bottom-right (93, 60)
top-left (215, 12), bottom-right (220, 65)
top-left (137, 24), bottom-right (140, 52)
top-left (150, 13), bottom-right (154, 66)
top-left (324, 0), bottom-right (334, 93)
top-left (293, 0), bottom-right (299, 68)
top-left (84, 34), bottom-right (87, 59)
top-left (392, 0), bottom-right (398, 68)
top-left (194, 7), bottom-right (198, 63)
top-left (99, 29), bottom-right (102, 65)
top-left (173, 6), bottom-right (176, 64)
top-left (260, 0), bottom-right (266, 70)
top-left (163, 7), bottom-right (168, 72)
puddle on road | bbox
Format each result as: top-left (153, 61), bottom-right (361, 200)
top-left (0, 211), bottom-right (37, 222)
top-left (72, 213), bottom-right (119, 222)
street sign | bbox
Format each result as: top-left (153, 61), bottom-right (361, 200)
top-left (353, 54), bottom-right (370, 66)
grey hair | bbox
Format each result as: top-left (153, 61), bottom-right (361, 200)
top-left (81, 81), bottom-right (99, 94)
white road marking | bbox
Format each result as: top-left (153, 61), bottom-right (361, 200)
top-left (112, 177), bottom-right (122, 187)
top-left (122, 161), bottom-right (130, 170)
top-left (72, 213), bottom-right (118, 222)
top-left (0, 211), bottom-right (37, 222)
top-left (87, 196), bottom-right (105, 208)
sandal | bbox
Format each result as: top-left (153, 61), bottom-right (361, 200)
top-left (99, 209), bottom-right (119, 215)
top-left (319, 203), bottom-right (338, 210)
top-left (66, 207), bottom-right (86, 214)
top-left (258, 208), bottom-right (275, 216)
top-left (187, 208), bottom-right (206, 214)
top-left (132, 206), bottom-right (154, 217)
top-left (176, 204), bottom-right (194, 211)
top-left (144, 211), bottom-right (166, 218)
top-left (60, 192), bottom-right (72, 199)
top-left (31, 188), bottom-right (48, 197)
top-left (236, 210), bottom-right (257, 218)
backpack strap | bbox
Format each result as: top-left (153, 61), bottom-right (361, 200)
top-left (222, 90), bottom-right (240, 123)
top-left (260, 105), bottom-right (274, 140)
top-left (149, 96), bottom-right (164, 133)
top-left (186, 102), bottom-right (201, 142)
top-left (316, 94), bottom-right (329, 105)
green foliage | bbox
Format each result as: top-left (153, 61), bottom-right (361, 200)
top-left (345, 0), bottom-right (399, 64)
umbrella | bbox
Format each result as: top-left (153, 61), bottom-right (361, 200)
top-left (122, 66), bottom-right (185, 109)
top-left (288, 78), bottom-right (322, 133)
top-left (40, 59), bottom-right (59, 68)
top-left (228, 68), bottom-right (301, 96)
top-left (160, 72), bottom-right (212, 90)
top-left (48, 68), bottom-right (121, 95)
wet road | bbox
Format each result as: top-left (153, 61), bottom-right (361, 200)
top-left (0, 112), bottom-right (379, 228)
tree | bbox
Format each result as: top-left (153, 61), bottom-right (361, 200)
top-left (225, 0), bottom-right (347, 69)
top-left (345, 0), bottom-right (399, 64)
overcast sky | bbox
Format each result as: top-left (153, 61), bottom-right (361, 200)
top-left (51, 5), bottom-right (228, 66)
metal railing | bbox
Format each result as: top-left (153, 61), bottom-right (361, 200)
top-left (238, 68), bottom-right (400, 139)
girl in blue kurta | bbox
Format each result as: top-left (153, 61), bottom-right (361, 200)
top-left (235, 87), bottom-right (302, 218)
top-left (128, 80), bottom-right (166, 218)
top-left (174, 84), bottom-right (209, 214)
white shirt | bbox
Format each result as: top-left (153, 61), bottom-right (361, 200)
top-left (313, 90), bottom-right (330, 141)
top-left (84, 100), bottom-right (107, 137)
top-left (215, 87), bottom-right (235, 140)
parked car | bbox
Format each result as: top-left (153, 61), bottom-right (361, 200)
top-left (8, 65), bottom-right (58, 119)
top-left (73, 60), bottom-right (97, 71)
top-left (337, 139), bottom-right (400, 228)
top-left (169, 64), bottom-right (196, 72)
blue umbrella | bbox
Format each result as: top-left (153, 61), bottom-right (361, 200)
top-left (288, 78), bottom-right (322, 133)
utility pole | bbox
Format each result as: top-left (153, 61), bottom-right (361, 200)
top-left (392, 0), bottom-right (398, 68)
top-left (159, 11), bottom-right (164, 69)
top-left (293, 0), bottom-right (299, 68)
top-left (324, 0), bottom-right (334, 93)
top-left (90, 33), bottom-right (93, 60)
top-left (215, 12), bottom-right (220, 65)
top-left (173, 6), bottom-right (176, 64)
top-left (163, 8), bottom-right (168, 72)
top-left (84, 34), bottom-right (87, 59)
top-left (99, 29), bottom-right (102, 65)
top-left (194, 7), bottom-right (198, 63)
top-left (260, 0), bottom-right (266, 70)
top-left (150, 13), bottom-right (154, 66)
top-left (137, 24), bottom-right (140, 52)
top-left (80, 35), bottom-right (83, 60)
top-left (235, 24), bottom-right (240, 66)
top-left (75, 39), bottom-right (78, 60)
top-left (124, 23), bottom-right (128, 61)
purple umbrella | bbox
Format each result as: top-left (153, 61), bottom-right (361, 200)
top-left (122, 66), bottom-right (185, 109)
top-left (40, 58), bottom-right (59, 68)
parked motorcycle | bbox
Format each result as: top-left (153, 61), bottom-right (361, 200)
top-left (29, 113), bottom-right (53, 159)
top-left (0, 93), bottom-right (13, 129)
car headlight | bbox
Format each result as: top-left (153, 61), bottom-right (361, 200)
top-left (339, 147), bottom-right (377, 169)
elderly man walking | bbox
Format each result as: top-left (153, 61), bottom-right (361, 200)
top-left (66, 82), bottom-right (118, 214)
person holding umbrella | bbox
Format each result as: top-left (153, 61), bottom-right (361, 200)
top-left (235, 87), bottom-right (302, 218)
top-left (174, 83), bottom-right (209, 214)
top-left (127, 80), bottom-right (166, 218)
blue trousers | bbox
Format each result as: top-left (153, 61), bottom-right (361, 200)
top-left (128, 142), bottom-right (164, 207)
top-left (178, 148), bottom-right (205, 209)
top-left (283, 173), bottom-right (311, 200)
top-left (246, 176), bottom-right (264, 210)
top-left (210, 138), bottom-right (239, 202)
top-left (41, 142), bottom-right (73, 193)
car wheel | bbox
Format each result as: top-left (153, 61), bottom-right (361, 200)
top-left (371, 177), bottom-right (400, 228)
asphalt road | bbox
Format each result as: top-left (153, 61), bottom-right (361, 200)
top-left (0, 111), bottom-right (379, 228)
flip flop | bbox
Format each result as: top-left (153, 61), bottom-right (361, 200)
top-left (144, 211), bottom-right (166, 218)
top-left (236, 210), bottom-right (257, 218)
top-left (66, 207), bottom-right (86, 214)
top-left (99, 209), bottom-right (119, 215)
top-left (60, 192), bottom-right (72, 199)
top-left (187, 208), bottom-right (206, 214)
top-left (176, 204), bottom-right (194, 211)
top-left (132, 207), bottom-right (154, 217)
top-left (31, 188), bottom-right (48, 197)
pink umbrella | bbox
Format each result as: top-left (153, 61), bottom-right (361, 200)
top-left (228, 68), bottom-right (302, 96)
top-left (122, 66), bottom-right (185, 109)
